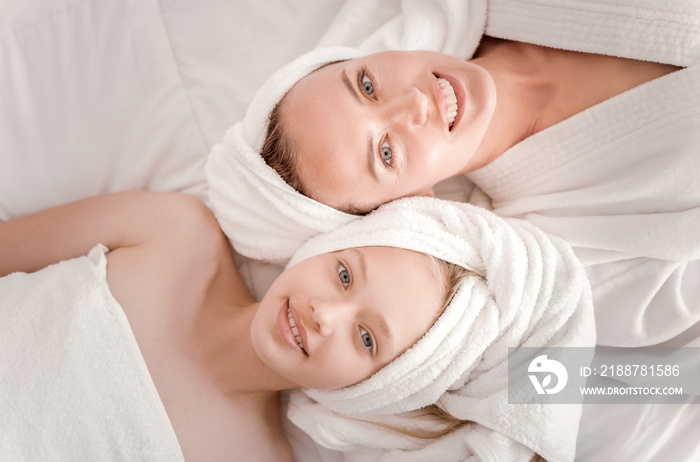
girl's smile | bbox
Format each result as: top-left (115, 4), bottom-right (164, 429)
top-left (251, 246), bottom-right (445, 390)
top-left (277, 300), bottom-right (308, 355)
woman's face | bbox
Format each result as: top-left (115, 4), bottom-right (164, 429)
top-left (283, 50), bottom-right (496, 213)
top-left (251, 246), bottom-right (444, 390)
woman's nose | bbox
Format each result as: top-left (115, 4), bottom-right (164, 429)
top-left (389, 87), bottom-right (428, 127)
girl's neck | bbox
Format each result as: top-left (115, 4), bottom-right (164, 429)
top-left (193, 300), bottom-right (296, 396)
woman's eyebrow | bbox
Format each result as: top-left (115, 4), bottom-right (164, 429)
top-left (341, 69), bottom-right (380, 182)
top-left (366, 133), bottom-right (379, 181)
top-left (341, 69), bottom-right (362, 103)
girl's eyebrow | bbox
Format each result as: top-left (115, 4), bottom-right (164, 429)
top-left (341, 69), bottom-right (362, 103)
top-left (348, 248), bottom-right (367, 282)
top-left (374, 313), bottom-right (395, 362)
top-left (348, 248), bottom-right (395, 359)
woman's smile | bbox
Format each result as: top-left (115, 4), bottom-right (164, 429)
top-left (434, 72), bottom-right (466, 131)
top-left (283, 50), bottom-right (497, 213)
top-left (433, 75), bottom-right (459, 130)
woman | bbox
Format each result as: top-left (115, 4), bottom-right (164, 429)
top-left (206, 0), bottom-right (699, 347)
top-left (264, 42), bottom-right (679, 213)
top-left (0, 192), bottom-right (594, 461)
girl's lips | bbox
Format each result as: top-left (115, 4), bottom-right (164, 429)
top-left (277, 301), bottom-right (307, 356)
top-left (288, 301), bottom-right (309, 354)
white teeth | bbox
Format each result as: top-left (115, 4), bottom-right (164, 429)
top-left (287, 307), bottom-right (305, 351)
top-left (437, 77), bottom-right (458, 128)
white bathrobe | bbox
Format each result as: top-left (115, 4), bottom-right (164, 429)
top-left (467, 0), bottom-right (700, 347)
top-left (0, 246), bottom-right (185, 461)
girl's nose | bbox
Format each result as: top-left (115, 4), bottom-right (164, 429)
top-left (391, 87), bottom-right (428, 127)
top-left (310, 299), bottom-right (350, 337)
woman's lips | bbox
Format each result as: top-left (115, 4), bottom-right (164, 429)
top-left (434, 73), bottom-right (465, 131)
top-left (277, 300), bottom-right (308, 356)
top-left (437, 78), bottom-right (458, 128)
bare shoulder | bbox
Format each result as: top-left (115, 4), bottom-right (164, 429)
top-left (106, 192), bottom-right (233, 277)
top-left (134, 192), bottom-right (224, 248)
top-left (104, 192), bottom-right (255, 326)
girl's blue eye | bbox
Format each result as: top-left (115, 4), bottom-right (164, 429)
top-left (361, 73), bottom-right (374, 97)
top-left (380, 140), bottom-right (392, 165)
top-left (338, 263), bottom-right (350, 289)
top-left (360, 327), bottom-right (374, 352)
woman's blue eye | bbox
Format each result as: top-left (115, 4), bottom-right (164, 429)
top-left (360, 327), bottom-right (374, 352)
top-left (338, 263), bottom-right (350, 288)
top-left (361, 73), bottom-right (374, 97)
top-left (380, 140), bottom-right (392, 165)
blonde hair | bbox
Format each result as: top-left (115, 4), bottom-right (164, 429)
top-left (429, 256), bottom-right (473, 319)
top-left (357, 258), bottom-right (474, 439)
top-left (372, 402), bottom-right (547, 461)
top-left (356, 258), bottom-right (549, 462)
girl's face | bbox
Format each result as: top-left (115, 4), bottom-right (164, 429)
top-left (283, 50), bottom-right (496, 213)
top-left (251, 246), bottom-right (444, 390)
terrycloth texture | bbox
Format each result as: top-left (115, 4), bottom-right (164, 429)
top-left (206, 0), bottom-right (487, 264)
top-left (287, 197), bottom-right (596, 462)
top-left (0, 245), bottom-right (184, 461)
top-left (318, 0), bottom-right (486, 57)
top-left (485, 0), bottom-right (700, 68)
top-left (206, 47), bottom-right (362, 264)
top-left (469, 64), bottom-right (700, 347)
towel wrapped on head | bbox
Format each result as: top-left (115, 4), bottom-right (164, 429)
top-left (206, 0), bottom-right (488, 265)
top-left (285, 197), bottom-right (595, 462)
top-left (204, 3), bottom-right (592, 458)
top-left (206, 47), bottom-right (363, 264)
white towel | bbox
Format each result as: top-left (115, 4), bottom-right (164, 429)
top-left (485, 0), bottom-right (700, 68)
top-left (286, 197), bottom-right (596, 462)
top-left (206, 0), bottom-right (487, 264)
top-left (318, 0), bottom-right (486, 57)
top-left (206, 47), bottom-right (362, 264)
top-left (0, 245), bottom-right (184, 461)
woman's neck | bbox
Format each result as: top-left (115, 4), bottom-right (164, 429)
top-left (466, 36), bottom-right (681, 170)
top-left (467, 37), bottom-right (556, 170)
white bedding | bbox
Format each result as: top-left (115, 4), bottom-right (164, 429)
top-left (1, 0), bottom-right (697, 460)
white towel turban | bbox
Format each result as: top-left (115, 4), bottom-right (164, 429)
top-left (286, 197), bottom-right (596, 462)
top-left (206, 0), bottom-right (489, 265)
top-left (206, 47), bottom-right (363, 264)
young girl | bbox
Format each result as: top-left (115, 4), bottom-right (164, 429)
top-left (0, 192), bottom-right (594, 461)
top-left (0, 191), bottom-right (460, 461)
